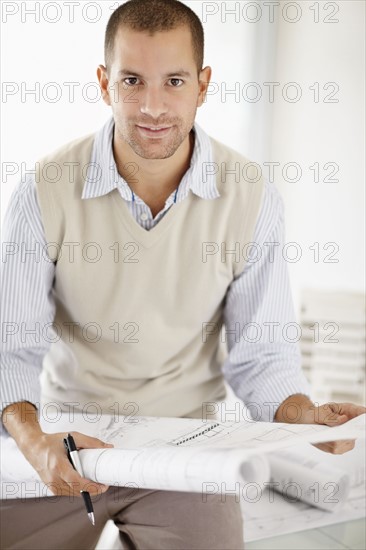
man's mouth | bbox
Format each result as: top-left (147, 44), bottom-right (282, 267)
top-left (136, 125), bottom-right (173, 138)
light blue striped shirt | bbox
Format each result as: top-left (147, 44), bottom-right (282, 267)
top-left (0, 117), bottom-right (311, 425)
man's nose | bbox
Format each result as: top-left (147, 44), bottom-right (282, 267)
top-left (139, 86), bottom-right (168, 119)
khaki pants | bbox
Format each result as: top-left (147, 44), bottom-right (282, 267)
top-left (0, 486), bottom-right (245, 549)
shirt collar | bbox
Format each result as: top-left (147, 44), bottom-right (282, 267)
top-left (81, 116), bottom-right (220, 201)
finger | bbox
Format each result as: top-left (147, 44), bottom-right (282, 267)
top-left (47, 477), bottom-right (106, 498)
top-left (60, 457), bottom-right (109, 496)
top-left (312, 439), bottom-right (355, 455)
top-left (316, 404), bottom-right (349, 426)
top-left (69, 431), bottom-right (114, 450)
top-left (332, 440), bottom-right (355, 455)
top-left (46, 479), bottom-right (73, 497)
top-left (323, 414), bottom-right (348, 426)
top-left (69, 480), bottom-right (110, 497)
top-left (324, 440), bottom-right (355, 455)
top-left (41, 471), bottom-right (86, 498)
top-left (337, 404), bottom-right (366, 419)
top-left (64, 476), bottom-right (110, 497)
top-left (312, 442), bottom-right (334, 454)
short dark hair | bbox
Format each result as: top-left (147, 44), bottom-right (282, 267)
top-left (104, 0), bottom-right (204, 74)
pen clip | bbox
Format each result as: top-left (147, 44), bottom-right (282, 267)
top-left (63, 437), bottom-right (72, 465)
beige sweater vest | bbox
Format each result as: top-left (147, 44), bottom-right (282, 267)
top-left (35, 131), bottom-right (264, 419)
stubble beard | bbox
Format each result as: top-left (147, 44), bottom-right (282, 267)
top-left (116, 117), bottom-right (195, 160)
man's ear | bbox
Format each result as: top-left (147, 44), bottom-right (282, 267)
top-left (197, 66), bottom-right (212, 107)
top-left (97, 64), bottom-right (111, 106)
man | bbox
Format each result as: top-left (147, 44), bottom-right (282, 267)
top-left (1, 0), bottom-right (365, 549)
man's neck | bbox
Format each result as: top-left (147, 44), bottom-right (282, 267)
top-left (113, 129), bottom-right (195, 216)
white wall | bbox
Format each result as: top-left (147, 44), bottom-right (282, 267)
top-left (269, 0), bottom-right (365, 311)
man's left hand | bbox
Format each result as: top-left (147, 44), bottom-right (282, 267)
top-left (275, 395), bottom-right (366, 454)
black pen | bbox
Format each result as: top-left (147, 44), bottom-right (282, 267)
top-left (63, 433), bottom-right (95, 526)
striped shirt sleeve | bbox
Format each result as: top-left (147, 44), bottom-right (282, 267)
top-left (222, 181), bottom-right (312, 422)
top-left (0, 174), bottom-right (56, 423)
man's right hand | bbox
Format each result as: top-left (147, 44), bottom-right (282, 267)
top-left (20, 431), bottom-right (113, 497)
top-left (2, 401), bottom-right (113, 497)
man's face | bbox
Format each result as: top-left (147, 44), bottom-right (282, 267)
top-left (99, 26), bottom-right (211, 160)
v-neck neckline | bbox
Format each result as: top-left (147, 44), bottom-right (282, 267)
top-left (111, 189), bottom-right (190, 248)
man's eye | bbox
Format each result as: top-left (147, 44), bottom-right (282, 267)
top-left (123, 77), bottom-right (140, 87)
top-left (169, 78), bottom-right (183, 87)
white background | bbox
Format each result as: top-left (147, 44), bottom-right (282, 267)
top-left (1, 0), bottom-right (365, 312)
